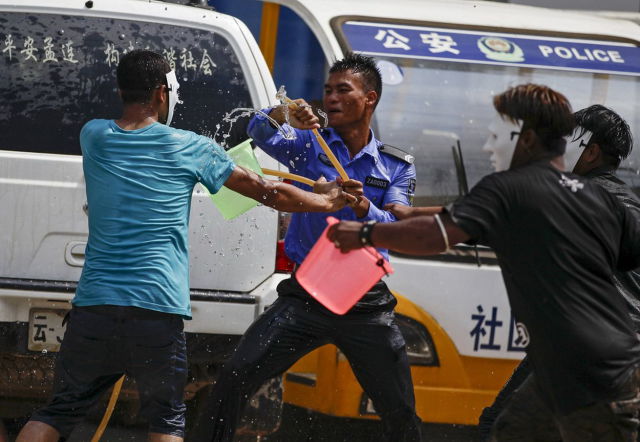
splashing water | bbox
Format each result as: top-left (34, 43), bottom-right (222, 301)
top-left (212, 85), bottom-right (329, 148)
top-left (212, 107), bottom-right (296, 147)
top-left (317, 108), bottom-right (328, 128)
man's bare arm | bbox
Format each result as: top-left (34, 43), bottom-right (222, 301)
top-left (384, 204), bottom-right (443, 220)
top-left (327, 214), bottom-right (470, 255)
top-left (224, 166), bottom-right (354, 213)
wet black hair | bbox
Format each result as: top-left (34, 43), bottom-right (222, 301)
top-left (573, 104), bottom-right (633, 167)
top-left (494, 83), bottom-right (574, 155)
top-left (329, 52), bottom-right (382, 107)
top-left (116, 49), bottom-right (171, 104)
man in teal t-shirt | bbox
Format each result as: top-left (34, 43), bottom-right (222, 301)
top-left (76, 119), bottom-right (234, 318)
top-left (17, 50), bottom-right (350, 442)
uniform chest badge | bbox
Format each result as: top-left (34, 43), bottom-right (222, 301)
top-left (318, 153), bottom-right (333, 167)
top-left (365, 176), bottom-right (390, 190)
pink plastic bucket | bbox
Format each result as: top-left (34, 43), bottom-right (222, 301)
top-left (296, 217), bottom-right (394, 315)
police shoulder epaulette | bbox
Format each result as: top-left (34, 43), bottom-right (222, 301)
top-left (378, 144), bottom-right (414, 164)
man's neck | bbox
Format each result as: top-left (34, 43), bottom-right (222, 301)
top-left (115, 104), bottom-right (160, 130)
top-left (335, 123), bottom-right (372, 158)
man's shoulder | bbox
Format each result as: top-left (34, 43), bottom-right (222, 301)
top-left (81, 118), bottom-right (110, 133)
top-left (377, 143), bottom-right (415, 165)
top-left (591, 173), bottom-right (640, 207)
top-left (80, 119), bottom-right (112, 146)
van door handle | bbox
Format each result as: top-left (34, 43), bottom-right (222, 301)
top-left (65, 241), bottom-right (86, 267)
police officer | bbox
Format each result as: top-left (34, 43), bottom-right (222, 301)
top-left (191, 53), bottom-right (422, 442)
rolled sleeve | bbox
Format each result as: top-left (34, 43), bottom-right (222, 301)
top-left (448, 174), bottom-right (506, 244)
top-left (361, 162), bottom-right (416, 222)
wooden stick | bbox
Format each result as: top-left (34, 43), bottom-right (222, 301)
top-left (311, 128), bottom-right (349, 181)
top-left (283, 97), bottom-right (350, 181)
top-left (90, 375), bottom-right (125, 442)
top-left (262, 168), bottom-right (315, 186)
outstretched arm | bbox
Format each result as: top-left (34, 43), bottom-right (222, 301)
top-left (224, 165), bottom-right (354, 213)
top-left (327, 213), bottom-right (470, 255)
top-left (384, 204), bottom-right (444, 220)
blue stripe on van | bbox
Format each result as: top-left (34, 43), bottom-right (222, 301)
top-left (343, 21), bottom-right (640, 76)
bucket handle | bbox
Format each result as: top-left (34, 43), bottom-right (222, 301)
top-left (325, 216), bottom-right (392, 277)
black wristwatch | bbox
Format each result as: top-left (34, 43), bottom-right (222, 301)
top-left (359, 220), bottom-right (377, 247)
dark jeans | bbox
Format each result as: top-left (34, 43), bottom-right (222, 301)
top-left (190, 278), bottom-right (422, 442)
top-left (30, 306), bottom-right (187, 438)
top-left (478, 357), bottom-right (542, 440)
top-left (489, 370), bottom-right (640, 442)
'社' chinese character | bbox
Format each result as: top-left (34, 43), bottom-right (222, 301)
top-left (470, 305), bottom-right (503, 351)
top-left (420, 32), bottom-right (460, 55)
top-left (3, 34), bottom-right (16, 60)
top-left (374, 29), bottom-right (411, 51)
top-left (42, 36), bottom-right (58, 63)
top-left (21, 36), bottom-right (39, 62)
top-left (180, 48), bottom-right (197, 71)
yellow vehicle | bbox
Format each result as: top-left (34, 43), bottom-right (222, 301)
top-left (256, 0), bottom-right (640, 427)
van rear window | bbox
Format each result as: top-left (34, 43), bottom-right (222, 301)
top-left (0, 12), bottom-right (252, 155)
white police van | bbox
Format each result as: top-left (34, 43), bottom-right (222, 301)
top-left (0, 0), bottom-right (287, 431)
top-left (263, 0), bottom-right (640, 428)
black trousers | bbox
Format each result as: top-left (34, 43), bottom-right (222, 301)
top-left (191, 278), bottom-right (422, 442)
top-left (482, 359), bottom-right (640, 442)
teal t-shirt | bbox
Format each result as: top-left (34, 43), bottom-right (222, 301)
top-left (75, 120), bottom-right (235, 318)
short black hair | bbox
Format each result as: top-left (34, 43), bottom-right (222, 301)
top-left (116, 50), bottom-right (171, 104)
top-left (573, 104), bottom-right (633, 167)
top-left (329, 53), bottom-right (382, 107)
top-left (494, 83), bottom-right (574, 155)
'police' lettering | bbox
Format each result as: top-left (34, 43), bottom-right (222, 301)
top-left (538, 45), bottom-right (625, 64)
top-left (365, 176), bottom-right (389, 189)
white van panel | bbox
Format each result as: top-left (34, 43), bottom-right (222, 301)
top-left (388, 256), bottom-right (524, 361)
top-left (0, 0), bottom-right (281, 294)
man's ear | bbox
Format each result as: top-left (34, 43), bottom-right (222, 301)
top-left (365, 90), bottom-right (377, 107)
top-left (583, 143), bottom-right (602, 164)
top-left (519, 128), bottom-right (537, 151)
top-left (152, 84), bottom-right (167, 104)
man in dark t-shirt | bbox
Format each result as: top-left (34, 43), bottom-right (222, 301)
top-left (328, 84), bottom-right (640, 441)
top-left (477, 104), bottom-right (640, 441)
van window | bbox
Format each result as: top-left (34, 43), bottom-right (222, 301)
top-left (371, 58), bottom-right (640, 206)
top-left (0, 12), bottom-right (252, 155)
top-left (333, 20), bottom-right (640, 207)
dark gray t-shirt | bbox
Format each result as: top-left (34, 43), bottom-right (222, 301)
top-left (589, 169), bottom-right (640, 330)
top-left (450, 161), bottom-right (640, 415)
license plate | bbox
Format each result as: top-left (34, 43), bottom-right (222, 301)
top-left (28, 309), bottom-right (68, 352)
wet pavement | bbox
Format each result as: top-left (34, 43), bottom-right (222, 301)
top-left (5, 404), bottom-right (482, 441)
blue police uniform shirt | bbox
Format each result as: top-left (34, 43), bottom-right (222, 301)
top-left (248, 112), bottom-right (416, 265)
top-left (75, 120), bottom-right (235, 318)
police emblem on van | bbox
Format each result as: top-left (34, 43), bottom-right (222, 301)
top-left (477, 36), bottom-right (524, 62)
